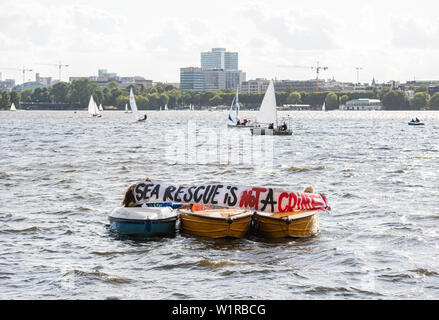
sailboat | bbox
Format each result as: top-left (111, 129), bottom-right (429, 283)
top-left (10, 103), bottom-right (17, 111)
top-left (165, 104), bottom-right (169, 111)
top-left (250, 80), bottom-right (292, 136)
top-left (88, 96), bottom-right (101, 117)
top-left (227, 88), bottom-right (254, 128)
top-left (322, 102), bottom-right (326, 112)
top-left (124, 103), bottom-right (131, 113)
top-left (129, 89), bottom-right (147, 122)
top-left (99, 104), bottom-right (103, 112)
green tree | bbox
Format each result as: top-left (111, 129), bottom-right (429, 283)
top-left (21, 89), bottom-right (33, 102)
top-left (135, 95), bottom-right (149, 109)
top-left (50, 82), bottom-right (70, 103)
top-left (429, 92), bottom-right (439, 110)
top-left (209, 95), bottom-right (222, 106)
top-left (68, 78), bottom-right (100, 108)
top-left (414, 85), bottom-right (428, 93)
top-left (325, 92), bottom-right (338, 110)
top-left (32, 87), bottom-right (51, 102)
top-left (10, 91), bottom-right (20, 108)
top-left (286, 92), bottom-right (301, 104)
top-left (340, 94), bottom-right (349, 106)
top-left (382, 90), bottom-right (409, 110)
top-left (115, 95), bottom-right (129, 109)
top-left (158, 93), bottom-right (169, 108)
top-left (1, 91), bottom-right (10, 108)
top-left (410, 92), bottom-right (429, 110)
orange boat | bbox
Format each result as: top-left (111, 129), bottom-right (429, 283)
top-left (252, 210), bottom-right (319, 238)
top-left (179, 208), bottom-right (253, 239)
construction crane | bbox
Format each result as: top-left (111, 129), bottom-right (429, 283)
top-left (0, 66), bottom-right (33, 83)
top-left (279, 61), bottom-right (328, 92)
top-left (35, 61), bottom-right (69, 81)
top-left (355, 67), bottom-right (363, 84)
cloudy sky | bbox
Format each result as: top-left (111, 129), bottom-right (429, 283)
top-left (1, 0), bottom-right (439, 84)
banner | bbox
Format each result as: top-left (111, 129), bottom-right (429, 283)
top-left (133, 181), bottom-right (329, 214)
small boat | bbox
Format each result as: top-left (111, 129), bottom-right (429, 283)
top-left (227, 88), bottom-right (255, 128)
top-left (322, 102), bottom-right (326, 112)
top-left (179, 208), bottom-right (253, 239)
top-left (88, 96), bottom-right (102, 118)
top-left (109, 206), bottom-right (178, 237)
top-left (408, 121), bottom-right (424, 126)
top-left (250, 80), bottom-right (292, 136)
top-left (98, 104), bottom-right (103, 112)
top-left (129, 89), bottom-right (147, 122)
top-left (10, 103), bottom-right (17, 111)
top-left (124, 103), bottom-right (131, 113)
top-left (252, 210), bottom-right (320, 238)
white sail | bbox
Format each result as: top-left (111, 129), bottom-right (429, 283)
top-left (129, 88), bottom-right (141, 120)
top-left (322, 102), bottom-right (326, 111)
top-left (99, 104), bottom-right (103, 112)
top-left (10, 103), bottom-right (16, 111)
top-left (88, 96), bottom-right (99, 116)
top-left (165, 104), bottom-right (168, 111)
top-left (256, 80), bottom-right (278, 124)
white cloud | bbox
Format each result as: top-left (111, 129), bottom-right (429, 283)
top-left (391, 16), bottom-right (439, 49)
top-left (1, 0), bottom-right (439, 83)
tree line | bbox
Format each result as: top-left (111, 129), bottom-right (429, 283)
top-left (1, 78), bottom-right (439, 110)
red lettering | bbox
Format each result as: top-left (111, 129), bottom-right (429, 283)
top-left (278, 192), bottom-right (289, 212)
top-left (252, 187), bottom-right (266, 210)
top-left (239, 190), bottom-right (257, 208)
top-left (289, 192), bottom-right (298, 211)
top-left (308, 194), bottom-right (323, 208)
top-left (301, 193), bottom-right (312, 210)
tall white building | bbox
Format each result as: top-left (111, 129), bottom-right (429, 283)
top-left (201, 48), bottom-right (238, 71)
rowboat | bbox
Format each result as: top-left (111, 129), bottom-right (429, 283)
top-left (408, 121), bottom-right (424, 126)
top-left (109, 206), bottom-right (178, 237)
top-left (179, 208), bottom-right (253, 239)
top-left (252, 210), bottom-right (319, 238)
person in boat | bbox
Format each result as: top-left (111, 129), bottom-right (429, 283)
top-left (411, 118), bottom-right (415, 122)
top-left (280, 122), bottom-right (287, 131)
top-left (237, 120), bottom-right (241, 125)
top-left (139, 114), bottom-right (147, 121)
top-left (268, 123), bottom-right (274, 129)
top-left (415, 117), bottom-right (420, 122)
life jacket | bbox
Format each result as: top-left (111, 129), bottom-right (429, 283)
top-left (192, 204), bottom-right (211, 212)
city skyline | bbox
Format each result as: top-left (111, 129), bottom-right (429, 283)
top-left (1, 0), bottom-right (439, 84)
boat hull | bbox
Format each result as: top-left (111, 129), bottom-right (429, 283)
top-left (109, 207), bottom-right (178, 237)
top-left (228, 124), bottom-right (256, 128)
top-left (179, 209), bottom-right (253, 239)
top-left (408, 122), bottom-right (424, 126)
top-left (253, 210), bottom-right (319, 238)
top-left (250, 128), bottom-right (292, 136)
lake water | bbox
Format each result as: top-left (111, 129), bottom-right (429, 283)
top-left (1, 110), bottom-right (438, 299)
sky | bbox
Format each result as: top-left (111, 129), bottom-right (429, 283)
top-left (1, 0), bottom-right (439, 84)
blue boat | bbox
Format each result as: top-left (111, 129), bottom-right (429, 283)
top-left (109, 206), bottom-right (178, 237)
top-left (408, 121), bottom-right (424, 126)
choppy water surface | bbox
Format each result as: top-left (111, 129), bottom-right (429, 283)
top-left (1, 110), bottom-right (438, 299)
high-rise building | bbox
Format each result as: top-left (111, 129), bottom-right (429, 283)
top-left (203, 69), bottom-right (226, 91)
top-left (201, 48), bottom-right (238, 71)
top-left (180, 67), bottom-right (204, 92)
top-left (225, 70), bottom-right (246, 90)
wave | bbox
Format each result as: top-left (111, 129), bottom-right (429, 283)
top-left (66, 269), bottom-right (132, 284)
top-left (0, 226), bottom-right (39, 233)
